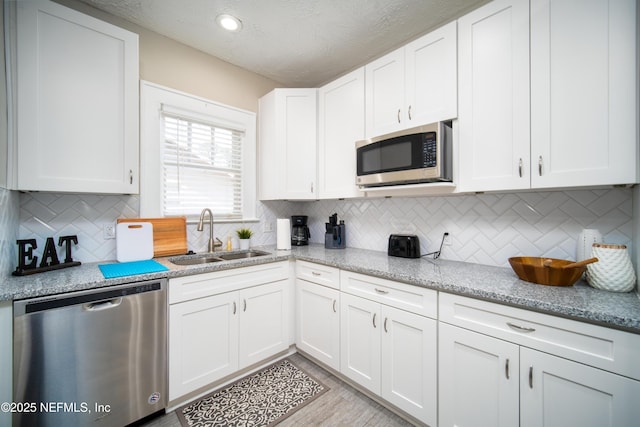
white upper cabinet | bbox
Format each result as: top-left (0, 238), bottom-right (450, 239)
top-left (365, 21), bottom-right (457, 138)
top-left (14, 0), bottom-right (139, 193)
top-left (258, 88), bottom-right (317, 200)
top-left (318, 68), bottom-right (365, 199)
top-left (457, 0), bottom-right (531, 192)
top-left (458, 0), bottom-right (638, 193)
top-left (530, 0), bottom-right (638, 188)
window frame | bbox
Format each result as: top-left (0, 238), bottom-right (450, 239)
top-left (139, 80), bottom-right (257, 222)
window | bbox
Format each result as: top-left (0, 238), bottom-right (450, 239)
top-left (140, 81), bottom-right (257, 221)
top-left (162, 112), bottom-right (243, 218)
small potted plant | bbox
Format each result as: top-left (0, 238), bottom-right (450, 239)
top-left (236, 227), bottom-right (253, 250)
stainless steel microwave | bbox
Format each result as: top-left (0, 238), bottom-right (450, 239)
top-left (355, 121), bottom-right (452, 188)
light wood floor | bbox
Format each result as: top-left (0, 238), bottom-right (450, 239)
top-left (141, 353), bottom-right (416, 427)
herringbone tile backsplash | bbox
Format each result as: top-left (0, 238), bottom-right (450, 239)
top-left (13, 188), bottom-right (633, 268)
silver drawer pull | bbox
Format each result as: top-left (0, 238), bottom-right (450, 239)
top-left (372, 313), bottom-right (377, 328)
top-left (332, 300), bottom-right (337, 313)
top-left (507, 322), bottom-right (535, 333)
top-left (384, 317), bottom-right (388, 333)
top-left (529, 366), bottom-right (534, 388)
top-left (311, 271), bottom-right (321, 276)
top-left (505, 358), bottom-right (510, 379)
top-left (374, 288), bottom-right (389, 295)
top-left (233, 301), bottom-right (236, 315)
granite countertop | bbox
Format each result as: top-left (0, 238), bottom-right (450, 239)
top-left (2, 244), bottom-right (639, 334)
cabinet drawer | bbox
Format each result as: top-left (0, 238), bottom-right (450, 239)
top-left (296, 260), bottom-right (340, 289)
top-left (169, 261), bottom-right (288, 304)
top-left (340, 270), bottom-right (437, 318)
top-left (439, 293), bottom-right (640, 380)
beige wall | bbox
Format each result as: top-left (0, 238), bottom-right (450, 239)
top-left (55, 0), bottom-right (280, 113)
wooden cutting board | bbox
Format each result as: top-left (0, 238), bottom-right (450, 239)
top-left (117, 217), bottom-right (188, 257)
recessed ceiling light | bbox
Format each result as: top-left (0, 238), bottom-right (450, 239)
top-left (216, 14), bottom-right (242, 32)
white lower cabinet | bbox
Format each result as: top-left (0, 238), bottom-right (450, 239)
top-left (296, 279), bottom-right (341, 370)
top-left (340, 273), bottom-right (437, 426)
top-left (169, 262), bottom-right (289, 402)
top-left (439, 293), bottom-right (640, 427)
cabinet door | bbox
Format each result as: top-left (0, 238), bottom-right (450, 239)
top-left (16, 0), bottom-right (139, 193)
top-left (340, 293), bottom-right (381, 394)
top-left (405, 21), bottom-right (457, 126)
top-left (239, 281), bottom-right (289, 368)
top-left (318, 68), bottom-right (364, 199)
top-left (457, 0), bottom-right (530, 192)
top-left (296, 280), bottom-right (341, 370)
top-left (521, 348), bottom-right (640, 427)
top-left (365, 48), bottom-right (405, 137)
top-left (381, 305), bottom-right (437, 426)
top-left (169, 292), bottom-right (239, 400)
top-left (530, 0), bottom-right (637, 188)
top-left (439, 323), bottom-right (520, 427)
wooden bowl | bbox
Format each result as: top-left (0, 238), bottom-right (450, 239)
top-left (508, 257), bottom-right (586, 286)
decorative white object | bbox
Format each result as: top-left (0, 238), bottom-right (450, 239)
top-left (239, 239), bottom-right (250, 250)
top-left (576, 229), bottom-right (602, 261)
top-left (586, 244), bottom-right (636, 292)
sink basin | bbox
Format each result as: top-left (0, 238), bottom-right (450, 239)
top-left (169, 250), bottom-right (270, 265)
top-left (169, 255), bottom-right (224, 265)
top-left (217, 250), bottom-right (271, 261)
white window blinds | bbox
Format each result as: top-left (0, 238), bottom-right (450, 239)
top-left (162, 111), bottom-right (244, 219)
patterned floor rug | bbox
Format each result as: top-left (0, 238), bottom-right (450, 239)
top-left (176, 358), bottom-right (329, 426)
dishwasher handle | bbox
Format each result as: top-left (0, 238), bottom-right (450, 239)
top-left (84, 298), bottom-right (123, 311)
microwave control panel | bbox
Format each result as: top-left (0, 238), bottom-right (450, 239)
top-left (422, 133), bottom-right (438, 168)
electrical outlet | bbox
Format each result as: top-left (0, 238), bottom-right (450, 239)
top-left (263, 221), bottom-right (274, 233)
top-left (103, 223), bottom-right (116, 240)
top-left (443, 232), bottom-right (452, 246)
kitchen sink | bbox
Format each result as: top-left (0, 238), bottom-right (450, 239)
top-left (169, 250), bottom-right (270, 265)
top-left (169, 255), bottom-right (224, 265)
top-left (217, 250), bottom-right (270, 261)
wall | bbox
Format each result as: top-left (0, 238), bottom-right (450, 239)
top-left (18, 193), bottom-right (295, 263)
top-left (299, 188), bottom-right (634, 268)
top-left (0, 188), bottom-right (19, 276)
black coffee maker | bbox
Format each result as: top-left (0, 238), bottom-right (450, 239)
top-left (291, 215), bottom-right (310, 246)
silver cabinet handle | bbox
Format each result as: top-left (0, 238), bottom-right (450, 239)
top-left (518, 158), bottom-right (523, 178)
top-left (372, 313), bottom-right (377, 328)
top-left (243, 299), bottom-right (247, 312)
top-left (233, 301), bottom-right (236, 315)
top-left (374, 288), bottom-right (389, 295)
top-left (310, 182), bottom-right (314, 193)
top-left (311, 271), bottom-right (321, 276)
top-left (332, 300), bottom-right (337, 313)
top-left (529, 366), bottom-right (534, 388)
top-left (129, 169), bottom-right (133, 184)
top-left (383, 317), bottom-right (388, 333)
top-left (507, 322), bottom-right (536, 333)
top-left (397, 109), bottom-right (401, 123)
top-left (538, 156), bottom-right (543, 176)
top-left (408, 105), bottom-right (412, 120)
top-left (505, 358), bottom-right (510, 379)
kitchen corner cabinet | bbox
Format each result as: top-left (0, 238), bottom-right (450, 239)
top-left (258, 88), bottom-right (317, 200)
top-left (340, 271), bottom-right (437, 425)
top-left (14, 0), bottom-right (139, 193)
top-left (168, 262), bottom-right (289, 401)
top-left (457, 0), bottom-right (531, 192)
top-left (318, 68), bottom-right (364, 199)
top-left (365, 21), bottom-right (457, 138)
top-left (439, 293), bottom-right (640, 427)
top-left (530, 0), bottom-right (637, 188)
top-left (295, 261), bottom-right (341, 370)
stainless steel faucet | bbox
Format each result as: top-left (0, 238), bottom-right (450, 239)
top-left (197, 208), bottom-right (222, 252)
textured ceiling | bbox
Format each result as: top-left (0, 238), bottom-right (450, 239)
top-left (77, 0), bottom-right (489, 87)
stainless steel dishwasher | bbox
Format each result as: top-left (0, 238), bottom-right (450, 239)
top-left (13, 279), bottom-right (167, 427)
